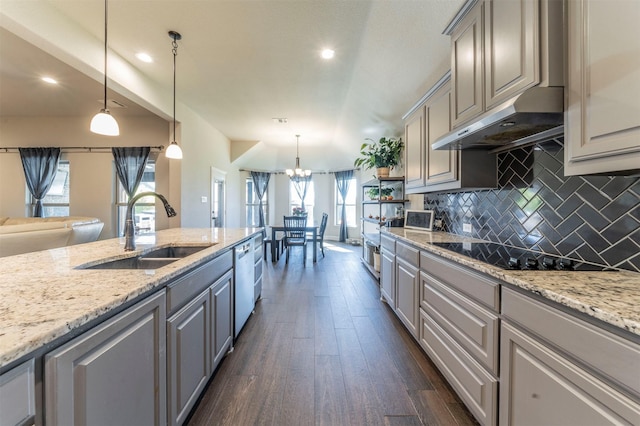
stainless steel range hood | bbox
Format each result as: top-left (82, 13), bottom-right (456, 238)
top-left (432, 87), bottom-right (564, 151)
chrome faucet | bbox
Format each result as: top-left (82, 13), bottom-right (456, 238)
top-left (124, 191), bottom-right (177, 251)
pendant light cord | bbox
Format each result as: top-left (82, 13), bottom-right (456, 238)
top-left (103, 0), bottom-right (109, 111)
top-left (172, 36), bottom-right (178, 141)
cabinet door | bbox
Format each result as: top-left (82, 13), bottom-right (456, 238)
top-left (426, 81), bottom-right (457, 186)
top-left (211, 270), bottom-right (233, 370)
top-left (380, 250), bottom-right (395, 306)
top-left (167, 290), bottom-right (210, 426)
top-left (500, 322), bottom-right (640, 425)
top-left (565, 0), bottom-right (640, 175)
top-left (451, 2), bottom-right (484, 128)
top-left (396, 257), bottom-right (419, 338)
top-left (404, 105), bottom-right (426, 190)
top-left (484, 0), bottom-right (538, 109)
top-left (0, 359), bottom-right (35, 426)
top-left (45, 291), bottom-right (166, 426)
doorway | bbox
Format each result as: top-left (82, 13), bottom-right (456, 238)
top-left (211, 167), bottom-right (226, 228)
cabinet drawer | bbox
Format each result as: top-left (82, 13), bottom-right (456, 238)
top-left (421, 272), bottom-right (499, 374)
top-left (380, 234), bottom-right (396, 253)
top-left (420, 251), bottom-right (499, 310)
top-left (0, 359), bottom-right (35, 426)
top-left (167, 250), bottom-right (233, 314)
top-left (420, 309), bottom-right (497, 425)
top-left (396, 241), bottom-right (419, 267)
top-left (502, 287), bottom-right (640, 396)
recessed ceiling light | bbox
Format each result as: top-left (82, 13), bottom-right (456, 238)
top-left (41, 77), bottom-right (58, 85)
top-left (321, 49), bottom-right (335, 59)
top-left (136, 52), bottom-right (153, 63)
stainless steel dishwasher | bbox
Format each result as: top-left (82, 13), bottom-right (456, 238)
top-left (234, 240), bottom-right (255, 338)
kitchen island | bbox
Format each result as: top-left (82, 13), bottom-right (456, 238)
top-left (0, 227), bottom-right (262, 426)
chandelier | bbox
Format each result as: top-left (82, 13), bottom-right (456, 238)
top-left (285, 135), bottom-right (311, 179)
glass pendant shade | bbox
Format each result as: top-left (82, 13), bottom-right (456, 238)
top-left (165, 141), bottom-right (183, 159)
top-left (90, 109), bottom-right (120, 136)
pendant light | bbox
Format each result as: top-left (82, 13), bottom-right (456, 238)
top-left (285, 135), bottom-right (311, 180)
top-left (90, 0), bottom-right (120, 136)
top-left (165, 30), bottom-right (183, 159)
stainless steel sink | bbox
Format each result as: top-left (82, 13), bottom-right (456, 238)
top-left (81, 244), bottom-right (214, 270)
top-left (140, 245), bottom-right (210, 259)
top-left (84, 257), bottom-right (179, 270)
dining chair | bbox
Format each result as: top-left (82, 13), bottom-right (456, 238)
top-left (283, 215), bottom-right (308, 265)
top-left (309, 213), bottom-right (328, 258)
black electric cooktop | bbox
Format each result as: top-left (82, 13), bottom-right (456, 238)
top-left (429, 242), bottom-right (614, 271)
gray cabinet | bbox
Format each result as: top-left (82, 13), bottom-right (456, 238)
top-left (0, 359), bottom-right (35, 426)
top-left (254, 234), bottom-right (263, 303)
top-left (44, 291), bottom-right (167, 426)
top-left (211, 270), bottom-right (233, 369)
top-left (500, 321), bottom-right (640, 425)
top-left (379, 233), bottom-right (396, 306)
top-left (447, 0), bottom-right (563, 128)
top-left (404, 73), bottom-right (496, 195)
top-left (166, 252), bottom-right (234, 426)
top-left (167, 290), bottom-right (210, 426)
top-left (565, 0), bottom-right (640, 175)
top-left (395, 242), bottom-right (420, 338)
top-left (418, 250), bottom-right (500, 425)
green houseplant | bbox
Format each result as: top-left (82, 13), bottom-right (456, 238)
top-left (353, 137), bottom-right (404, 178)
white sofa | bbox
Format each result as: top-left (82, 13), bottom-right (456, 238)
top-left (0, 216), bottom-right (104, 258)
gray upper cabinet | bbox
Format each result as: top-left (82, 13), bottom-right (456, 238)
top-left (565, 0), bottom-right (640, 176)
top-left (404, 73), bottom-right (496, 194)
top-left (45, 291), bottom-right (167, 426)
top-left (450, 1), bottom-right (484, 127)
top-left (446, 0), bottom-right (563, 128)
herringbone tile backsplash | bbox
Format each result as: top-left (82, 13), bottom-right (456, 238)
top-left (424, 139), bottom-right (640, 272)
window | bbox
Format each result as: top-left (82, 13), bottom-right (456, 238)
top-left (245, 177), bottom-right (268, 227)
top-left (290, 180), bottom-right (314, 225)
top-left (335, 176), bottom-right (357, 227)
top-left (116, 162), bottom-right (156, 236)
top-left (33, 161), bottom-right (70, 217)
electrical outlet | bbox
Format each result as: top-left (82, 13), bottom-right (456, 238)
top-left (201, 196), bottom-right (207, 203)
top-left (463, 223), bottom-right (472, 233)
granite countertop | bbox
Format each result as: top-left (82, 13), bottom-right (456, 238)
top-left (0, 228), bottom-right (262, 370)
top-left (383, 228), bottom-right (640, 336)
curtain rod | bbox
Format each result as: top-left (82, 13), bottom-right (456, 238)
top-left (0, 145), bottom-right (165, 153)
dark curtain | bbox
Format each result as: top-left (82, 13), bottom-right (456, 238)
top-left (112, 147), bottom-right (151, 198)
top-left (292, 175), bottom-right (312, 210)
top-left (19, 147), bottom-right (61, 217)
top-left (335, 170), bottom-right (354, 242)
top-left (250, 171), bottom-right (271, 232)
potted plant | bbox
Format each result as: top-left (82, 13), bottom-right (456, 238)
top-left (380, 187), bottom-right (394, 200)
top-left (366, 187), bottom-right (379, 200)
top-left (353, 137), bottom-right (404, 178)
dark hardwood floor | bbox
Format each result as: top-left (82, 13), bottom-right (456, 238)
top-left (188, 241), bottom-right (478, 426)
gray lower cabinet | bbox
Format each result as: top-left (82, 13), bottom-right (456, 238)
top-left (44, 290), bottom-right (167, 426)
top-left (396, 257), bottom-right (419, 338)
top-left (254, 236), bottom-right (263, 303)
top-left (0, 359), bottom-right (35, 426)
top-left (418, 251), bottom-right (499, 425)
top-left (379, 233), bottom-right (396, 306)
top-left (500, 287), bottom-right (640, 425)
top-left (167, 290), bottom-right (210, 426)
top-left (211, 270), bottom-right (233, 370)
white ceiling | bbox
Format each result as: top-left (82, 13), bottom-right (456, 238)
top-left (0, 0), bottom-right (464, 172)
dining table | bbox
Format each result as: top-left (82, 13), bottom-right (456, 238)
top-left (270, 225), bottom-right (319, 263)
